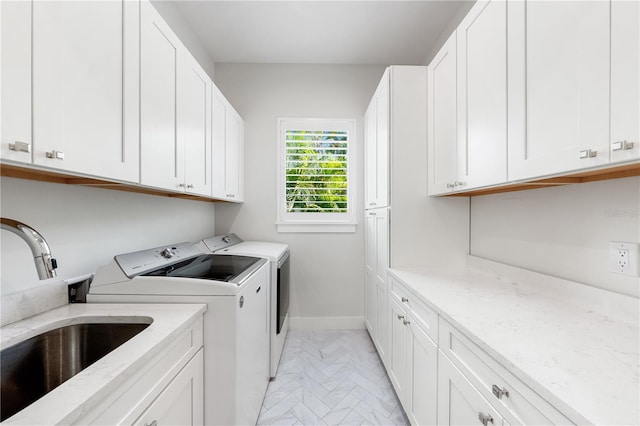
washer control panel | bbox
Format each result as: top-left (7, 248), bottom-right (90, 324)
top-left (115, 242), bottom-right (204, 277)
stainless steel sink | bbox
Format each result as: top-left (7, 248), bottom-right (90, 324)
top-left (1, 319), bottom-right (152, 421)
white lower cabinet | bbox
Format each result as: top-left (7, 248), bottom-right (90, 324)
top-left (379, 275), bottom-right (574, 426)
top-left (135, 349), bottom-right (204, 426)
top-left (80, 316), bottom-right (204, 426)
top-left (438, 352), bottom-right (505, 426)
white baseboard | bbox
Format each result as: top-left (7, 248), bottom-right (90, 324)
top-left (288, 316), bottom-right (365, 330)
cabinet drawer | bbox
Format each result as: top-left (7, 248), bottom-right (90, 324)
top-left (389, 275), bottom-right (438, 343)
top-left (439, 319), bottom-right (573, 426)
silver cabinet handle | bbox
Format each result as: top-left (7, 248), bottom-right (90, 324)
top-left (369, 202), bottom-right (377, 206)
top-left (397, 315), bottom-right (405, 320)
top-left (478, 412), bottom-right (493, 426)
top-left (454, 181), bottom-right (466, 187)
top-left (403, 319), bottom-right (410, 326)
top-left (46, 150), bottom-right (64, 160)
top-left (179, 183), bottom-right (186, 188)
top-left (446, 182), bottom-right (455, 189)
top-left (369, 212), bottom-right (377, 216)
top-left (144, 421), bottom-right (157, 426)
top-left (492, 384), bottom-right (509, 399)
top-left (612, 140), bottom-right (634, 151)
top-left (401, 297), bottom-right (409, 303)
top-left (186, 184), bottom-right (194, 189)
top-left (9, 141), bottom-right (31, 153)
top-left (579, 149), bottom-right (597, 159)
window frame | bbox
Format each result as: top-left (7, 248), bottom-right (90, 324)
top-left (276, 117), bottom-right (357, 233)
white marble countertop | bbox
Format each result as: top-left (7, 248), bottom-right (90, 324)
top-left (389, 257), bottom-right (639, 426)
top-left (1, 303), bottom-right (207, 425)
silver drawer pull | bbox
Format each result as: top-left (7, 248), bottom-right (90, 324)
top-left (402, 319), bottom-right (410, 326)
top-left (401, 297), bottom-right (409, 303)
top-left (579, 149), bottom-right (597, 159)
top-left (478, 412), bottom-right (493, 426)
top-left (612, 140), bottom-right (634, 151)
top-left (369, 212), bottom-right (377, 216)
top-left (9, 141), bottom-right (31, 153)
top-left (46, 150), bottom-right (64, 160)
top-left (145, 421), bottom-right (158, 426)
top-left (397, 315), bottom-right (405, 320)
top-left (492, 384), bottom-right (509, 399)
top-left (369, 202), bottom-right (377, 206)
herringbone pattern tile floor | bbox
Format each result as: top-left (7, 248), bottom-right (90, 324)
top-left (257, 329), bottom-right (409, 426)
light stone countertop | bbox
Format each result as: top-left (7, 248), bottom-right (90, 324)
top-left (389, 257), bottom-right (640, 426)
top-left (1, 303), bottom-right (207, 425)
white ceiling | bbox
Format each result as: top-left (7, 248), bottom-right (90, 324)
top-left (169, 1), bottom-right (471, 65)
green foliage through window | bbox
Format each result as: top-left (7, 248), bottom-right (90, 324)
top-left (285, 129), bottom-right (349, 213)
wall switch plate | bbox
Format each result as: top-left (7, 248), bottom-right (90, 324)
top-left (609, 242), bottom-right (640, 276)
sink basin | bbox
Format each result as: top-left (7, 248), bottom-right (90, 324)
top-left (1, 319), bottom-right (152, 421)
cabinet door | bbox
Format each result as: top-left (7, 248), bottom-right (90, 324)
top-left (140, 0), bottom-right (183, 191)
top-left (407, 322), bottom-right (437, 426)
top-left (364, 98), bottom-right (377, 208)
top-left (457, 0), bottom-right (507, 190)
top-left (180, 53), bottom-right (212, 197)
top-left (1, 1), bottom-right (32, 164)
top-left (376, 284), bottom-right (388, 365)
top-left (388, 298), bottom-right (408, 402)
top-left (374, 70), bottom-right (390, 208)
top-left (31, 0), bottom-right (139, 182)
top-left (438, 353), bottom-right (504, 426)
top-left (134, 349), bottom-right (204, 426)
top-left (508, 0), bottom-right (610, 180)
top-left (374, 207), bottom-right (389, 289)
top-left (364, 69), bottom-right (390, 208)
top-left (365, 211), bottom-right (377, 286)
top-left (427, 32), bottom-right (458, 195)
top-left (365, 270), bottom-right (378, 339)
top-left (226, 107), bottom-right (244, 201)
top-left (610, 0), bottom-right (640, 163)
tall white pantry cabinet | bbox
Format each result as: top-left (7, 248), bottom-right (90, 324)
top-left (364, 66), bottom-right (441, 424)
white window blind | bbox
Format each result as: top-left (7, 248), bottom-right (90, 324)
top-left (285, 129), bottom-right (348, 213)
top-left (277, 118), bottom-right (356, 233)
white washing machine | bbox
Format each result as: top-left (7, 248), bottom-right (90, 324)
top-left (201, 234), bottom-right (289, 378)
top-left (87, 242), bottom-right (270, 426)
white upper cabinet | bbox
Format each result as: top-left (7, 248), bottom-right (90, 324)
top-left (212, 86), bottom-right (244, 202)
top-left (140, 0), bottom-right (183, 191)
top-left (140, 1), bottom-right (212, 195)
top-left (456, 0), bottom-right (507, 190)
top-left (180, 54), bottom-right (212, 197)
top-left (29, 0), bottom-right (139, 182)
top-left (610, 0), bottom-right (639, 163)
top-left (1, 1), bottom-right (32, 164)
top-left (508, 0), bottom-right (610, 181)
top-left (427, 33), bottom-right (458, 195)
top-left (364, 69), bottom-right (390, 209)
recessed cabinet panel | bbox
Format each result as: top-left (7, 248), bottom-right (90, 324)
top-left (226, 109), bottom-right (243, 201)
top-left (457, 0), bottom-right (507, 189)
top-left (388, 298), bottom-right (408, 400)
top-left (427, 33), bottom-right (458, 195)
top-left (611, 0), bottom-right (640, 163)
top-left (376, 285), bottom-right (388, 364)
top-left (181, 56), bottom-right (212, 197)
top-left (508, 0), bottom-right (610, 180)
top-left (364, 99), bottom-right (377, 207)
top-left (140, 1), bottom-right (182, 191)
top-left (32, 0), bottom-right (139, 182)
top-left (364, 69), bottom-right (390, 208)
top-left (1, 1), bottom-right (32, 164)
top-left (365, 270), bottom-right (377, 337)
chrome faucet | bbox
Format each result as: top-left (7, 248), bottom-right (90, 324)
top-left (1, 218), bottom-right (58, 279)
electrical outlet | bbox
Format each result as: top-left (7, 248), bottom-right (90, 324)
top-left (610, 242), bottom-right (640, 276)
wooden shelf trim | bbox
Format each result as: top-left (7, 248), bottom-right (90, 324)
top-left (0, 163), bottom-right (223, 203)
top-left (445, 162), bottom-right (640, 197)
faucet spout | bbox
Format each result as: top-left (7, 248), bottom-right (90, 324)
top-left (1, 218), bottom-right (58, 280)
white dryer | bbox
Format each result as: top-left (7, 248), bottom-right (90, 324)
top-left (201, 234), bottom-right (289, 378)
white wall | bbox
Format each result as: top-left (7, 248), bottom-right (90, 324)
top-left (470, 176), bottom-right (640, 298)
top-left (150, 0), bottom-right (215, 79)
top-left (1, 178), bottom-right (215, 296)
top-left (214, 63), bottom-right (387, 326)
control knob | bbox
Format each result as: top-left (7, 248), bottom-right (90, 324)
top-left (160, 248), bottom-right (174, 259)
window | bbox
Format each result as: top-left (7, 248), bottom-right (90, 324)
top-left (277, 118), bottom-right (356, 233)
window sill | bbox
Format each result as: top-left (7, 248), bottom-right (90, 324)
top-left (276, 222), bottom-right (357, 233)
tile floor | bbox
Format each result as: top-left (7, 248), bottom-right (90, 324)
top-left (257, 329), bottom-right (410, 426)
